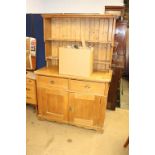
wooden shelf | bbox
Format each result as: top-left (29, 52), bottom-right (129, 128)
top-left (46, 56), bottom-right (59, 60)
top-left (45, 38), bottom-right (112, 44)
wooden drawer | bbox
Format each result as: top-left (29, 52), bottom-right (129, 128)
top-left (26, 93), bottom-right (36, 105)
top-left (69, 80), bottom-right (105, 95)
top-left (26, 78), bottom-right (36, 105)
top-left (37, 76), bottom-right (68, 89)
top-left (26, 85), bottom-right (35, 96)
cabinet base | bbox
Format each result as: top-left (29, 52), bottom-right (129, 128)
top-left (37, 114), bottom-right (104, 132)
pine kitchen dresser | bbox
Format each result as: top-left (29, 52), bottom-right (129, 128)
top-left (35, 14), bottom-right (116, 131)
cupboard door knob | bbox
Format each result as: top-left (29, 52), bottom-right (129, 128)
top-left (26, 88), bottom-right (30, 91)
top-left (69, 107), bottom-right (73, 112)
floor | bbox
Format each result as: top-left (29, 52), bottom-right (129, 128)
top-left (26, 105), bottom-right (129, 155)
top-left (120, 78), bottom-right (129, 109)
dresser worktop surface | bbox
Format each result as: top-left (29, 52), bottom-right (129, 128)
top-left (34, 67), bottom-right (112, 83)
top-left (26, 71), bottom-right (36, 80)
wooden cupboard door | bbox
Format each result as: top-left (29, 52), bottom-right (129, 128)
top-left (39, 88), bottom-right (68, 123)
top-left (69, 93), bottom-right (103, 128)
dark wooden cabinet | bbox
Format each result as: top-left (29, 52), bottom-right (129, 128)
top-left (112, 20), bottom-right (128, 69)
top-left (107, 68), bottom-right (122, 110)
top-left (107, 20), bottom-right (128, 110)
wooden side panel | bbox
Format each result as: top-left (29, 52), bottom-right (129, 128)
top-left (45, 42), bottom-right (51, 58)
top-left (104, 83), bottom-right (110, 97)
top-left (97, 96), bottom-right (107, 127)
top-left (44, 18), bottom-right (51, 40)
top-left (36, 86), bottom-right (45, 115)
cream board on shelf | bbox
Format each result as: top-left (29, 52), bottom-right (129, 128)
top-left (59, 47), bottom-right (93, 77)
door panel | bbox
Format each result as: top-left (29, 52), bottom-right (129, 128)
top-left (69, 92), bottom-right (101, 127)
top-left (40, 88), bottom-right (68, 122)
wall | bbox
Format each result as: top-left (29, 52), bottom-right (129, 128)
top-left (27, 0), bottom-right (124, 13)
top-left (26, 14), bottom-right (46, 69)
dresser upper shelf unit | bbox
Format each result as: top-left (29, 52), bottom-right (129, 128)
top-left (42, 13), bottom-right (116, 71)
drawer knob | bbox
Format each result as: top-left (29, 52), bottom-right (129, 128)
top-left (69, 106), bottom-right (73, 112)
top-left (84, 85), bottom-right (90, 89)
top-left (50, 81), bottom-right (55, 84)
top-left (27, 96), bottom-right (31, 99)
